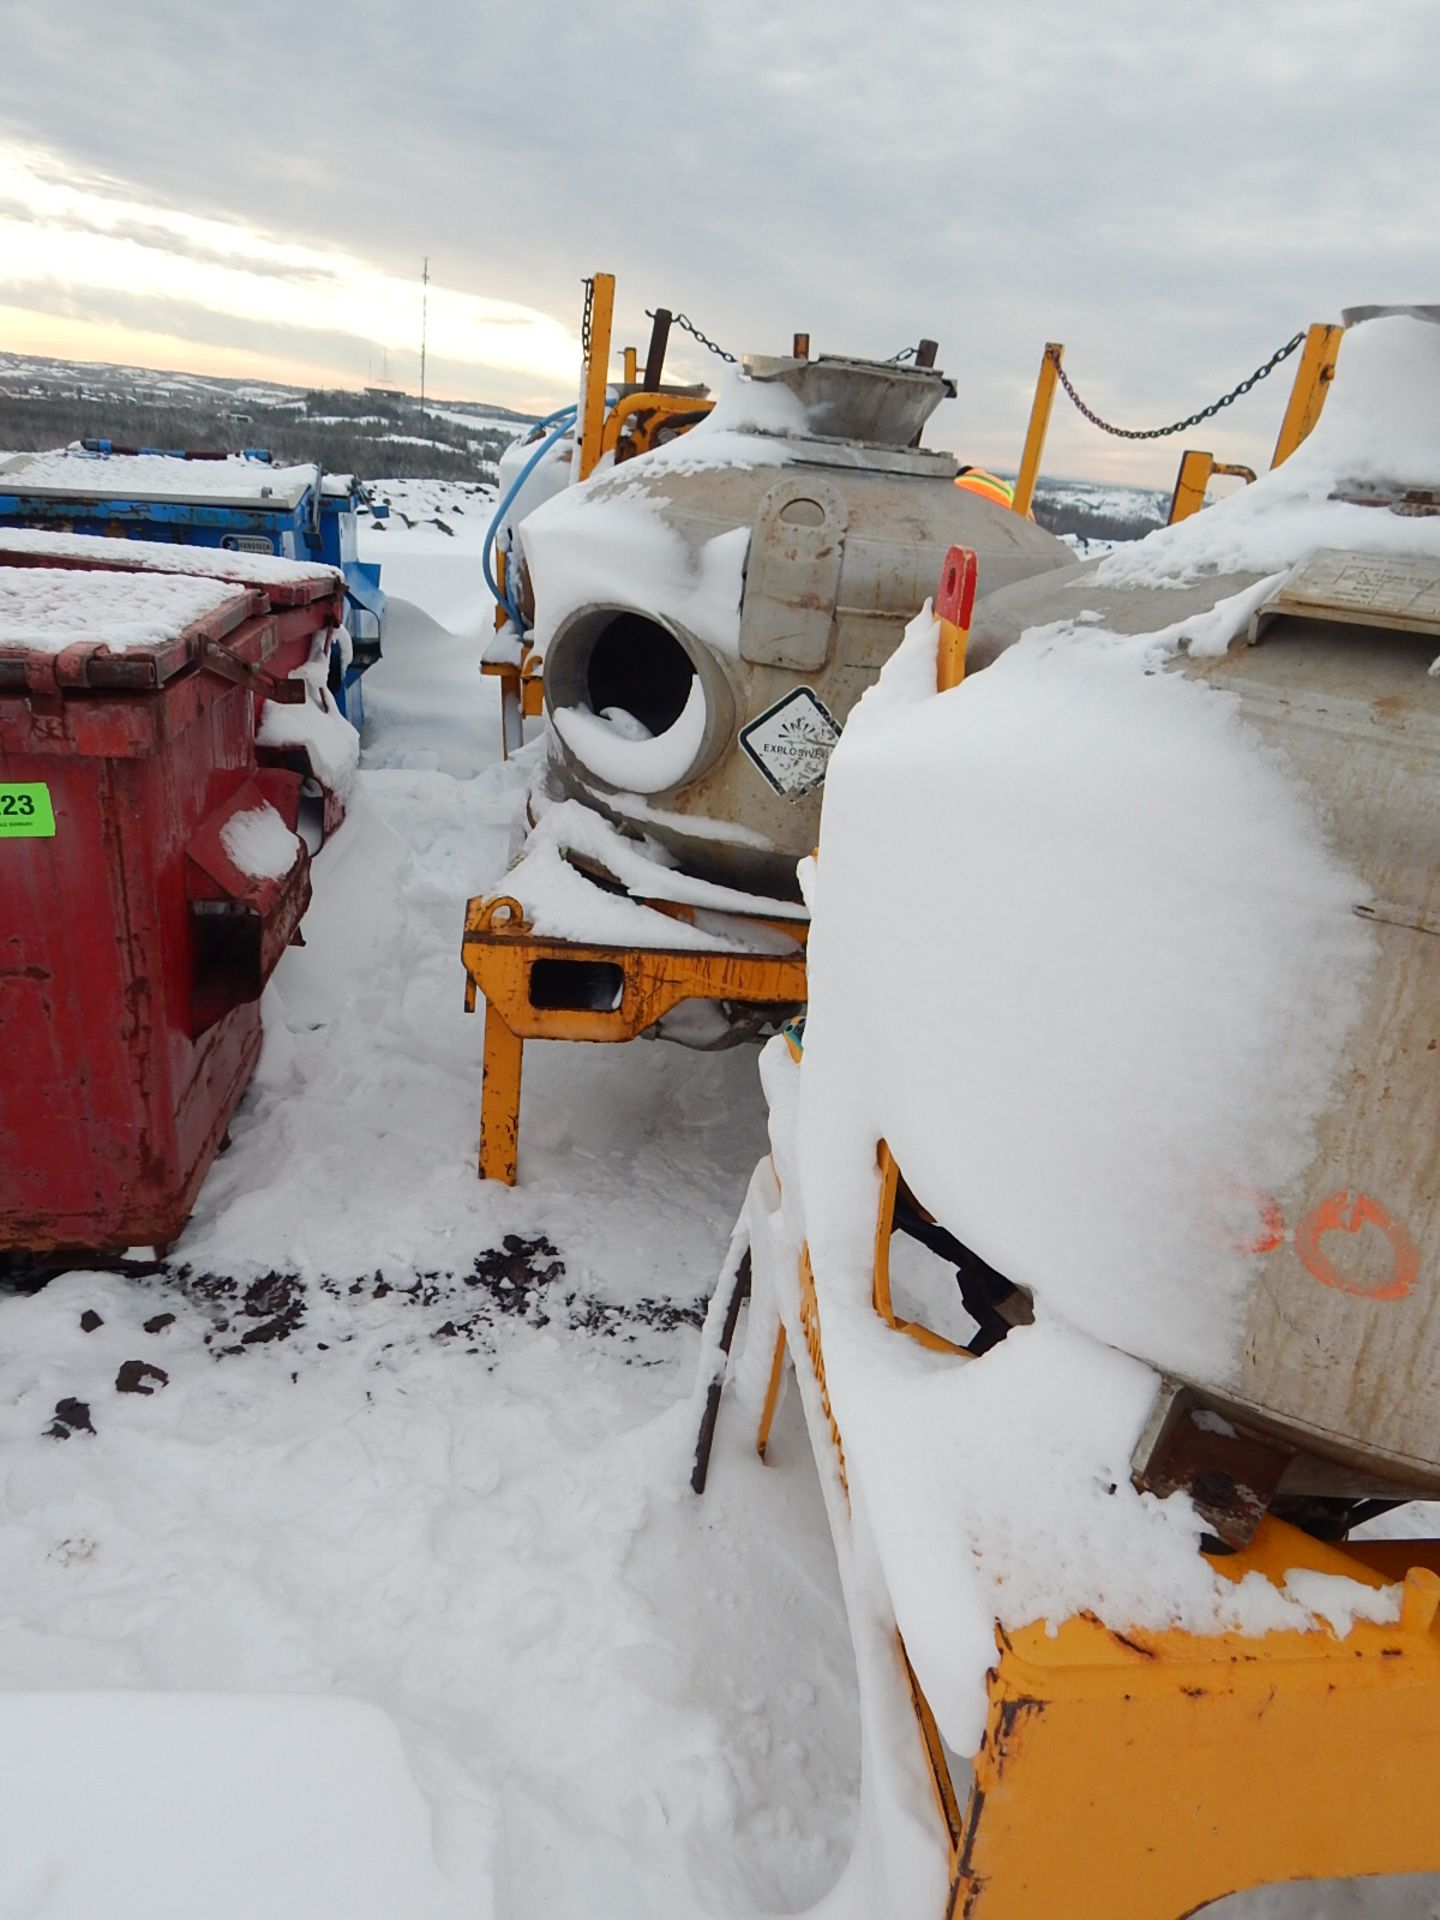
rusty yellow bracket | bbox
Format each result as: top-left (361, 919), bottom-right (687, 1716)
top-left (936, 1527), bottom-right (1440, 1917)
top-left (1167, 450), bottom-right (1258, 524)
top-left (1271, 321), bottom-right (1344, 468)
top-left (600, 390), bottom-right (715, 463)
top-left (1013, 343), bottom-right (1063, 521)
top-left (871, 1142), bottom-right (974, 1358)
top-left (461, 894), bottom-right (807, 1184)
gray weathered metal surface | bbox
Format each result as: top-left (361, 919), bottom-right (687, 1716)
top-left (1185, 613), bottom-right (1440, 1492)
top-left (961, 551), bottom-right (1440, 1497)
top-left (739, 476), bottom-right (849, 671)
top-left (533, 357), bottom-right (1072, 897)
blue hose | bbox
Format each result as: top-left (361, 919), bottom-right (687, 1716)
top-left (482, 404), bottom-right (579, 629)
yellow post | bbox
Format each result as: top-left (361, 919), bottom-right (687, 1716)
top-left (1013, 343), bottom-right (1063, 519)
top-left (479, 1004), bottom-right (524, 1184)
top-left (755, 1324), bottom-right (788, 1460)
top-left (623, 346), bottom-right (637, 383)
top-left (1169, 453), bottom-right (1259, 524)
top-left (1271, 322), bottom-right (1343, 468)
top-left (577, 271), bottom-right (616, 482)
top-left (935, 545), bottom-right (978, 693)
top-left (1167, 448), bottom-right (1214, 524)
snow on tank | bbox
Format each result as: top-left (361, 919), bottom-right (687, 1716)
top-left (820, 304), bottom-right (1440, 1529)
top-left (518, 354), bottom-right (1073, 900)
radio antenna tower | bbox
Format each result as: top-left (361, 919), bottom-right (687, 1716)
top-left (419, 257), bottom-right (430, 422)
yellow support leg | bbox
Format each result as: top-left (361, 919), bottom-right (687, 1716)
top-left (577, 271), bottom-right (616, 482)
top-left (479, 1003), bottom-right (524, 1185)
top-left (1271, 321), bottom-right (1343, 468)
top-left (1013, 343), bottom-right (1062, 520)
top-left (1168, 447), bottom-right (1214, 524)
top-left (755, 1324), bottom-right (787, 1460)
top-left (1169, 451), bottom-right (1259, 524)
top-left (934, 546), bottom-right (977, 693)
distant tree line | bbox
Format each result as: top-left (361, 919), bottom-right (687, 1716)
top-left (1031, 493), bottom-right (1166, 544)
top-left (0, 392), bottom-right (506, 484)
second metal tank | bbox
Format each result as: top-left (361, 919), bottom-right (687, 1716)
top-left (519, 352), bottom-right (1072, 899)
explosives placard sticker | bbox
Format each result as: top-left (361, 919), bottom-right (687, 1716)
top-left (0, 783), bottom-right (56, 838)
top-left (739, 688), bottom-right (841, 799)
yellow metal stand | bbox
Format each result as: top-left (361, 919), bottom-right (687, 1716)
top-left (757, 1214), bottom-right (1440, 1917)
top-left (938, 1530), bottom-right (1440, 1919)
top-left (1271, 321), bottom-right (1344, 468)
top-left (1167, 450), bottom-right (1258, 524)
top-left (461, 895), bottom-right (807, 1184)
top-left (1013, 343), bottom-right (1063, 520)
top-left (935, 545), bottom-right (977, 694)
top-left (741, 730), bottom-right (1440, 1912)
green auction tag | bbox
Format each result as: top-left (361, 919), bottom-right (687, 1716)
top-left (0, 783), bottom-right (55, 838)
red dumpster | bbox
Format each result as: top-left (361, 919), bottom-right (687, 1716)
top-left (0, 562), bottom-right (313, 1254)
top-left (0, 529), bottom-right (349, 827)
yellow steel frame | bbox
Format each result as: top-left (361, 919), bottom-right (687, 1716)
top-left (1167, 450), bottom-right (1258, 524)
top-left (461, 894), bottom-right (807, 1184)
top-left (1017, 322), bottom-right (1341, 529)
top-left (757, 1160), bottom-right (1440, 1917)
top-left (481, 652), bottom-right (547, 758)
top-left (1013, 343), bottom-right (1063, 521)
top-left (937, 1531), bottom-right (1440, 1918)
top-left (1271, 321), bottom-right (1344, 468)
top-left (742, 535), bottom-right (1440, 1912)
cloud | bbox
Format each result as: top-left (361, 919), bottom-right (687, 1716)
top-left (0, 141), bottom-right (580, 399)
top-left (2, 0), bottom-right (1437, 479)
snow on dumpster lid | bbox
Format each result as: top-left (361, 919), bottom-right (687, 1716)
top-left (0, 450), bottom-right (320, 512)
top-left (0, 525), bottom-right (341, 597)
top-left (0, 565), bottom-right (253, 657)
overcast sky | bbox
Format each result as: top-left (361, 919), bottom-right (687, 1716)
top-left (2, 0), bottom-right (1436, 484)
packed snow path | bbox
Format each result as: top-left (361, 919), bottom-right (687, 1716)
top-left (0, 556), bottom-right (854, 1916)
top-left (0, 495), bottom-right (1435, 1917)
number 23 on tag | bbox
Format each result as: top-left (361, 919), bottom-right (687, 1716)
top-left (0, 783), bottom-right (56, 838)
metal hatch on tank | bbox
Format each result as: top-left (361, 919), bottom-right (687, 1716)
top-left (521, 348), bottom-right (1072, 899)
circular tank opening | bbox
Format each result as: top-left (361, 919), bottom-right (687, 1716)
top-left (585, 613), bottom-right (696, 737)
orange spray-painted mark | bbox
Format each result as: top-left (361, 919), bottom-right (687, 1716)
top-left (1294, 1191), bottom-right (1420, 1301)
top-left (1201, 1172), bottom-right (1287, 1255)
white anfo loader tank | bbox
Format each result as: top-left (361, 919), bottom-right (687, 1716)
top-left (519, 354), bottom-right (1072, 900)
top-left (960, 306), bottom-right (1440, 1520)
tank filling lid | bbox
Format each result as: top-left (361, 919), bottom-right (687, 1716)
top-left (1341, 303), bottom-right (1440, 330)
top-left (741, 353), bottom-right (955, 450)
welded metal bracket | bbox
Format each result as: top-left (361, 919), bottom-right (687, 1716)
top-left (460, 894), bottom-right (807, 1184)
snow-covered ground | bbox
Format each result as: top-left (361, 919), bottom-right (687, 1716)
top-left (0, 500), bottom-right (859, 1919)
top-left (2, 460), bottom-right (1438, 1917)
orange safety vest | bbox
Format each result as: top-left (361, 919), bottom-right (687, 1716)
top-left (954, 466), bottom-right (1017, 509)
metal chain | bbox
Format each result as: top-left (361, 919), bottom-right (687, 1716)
top-left (580, 277), bottom-right (594, 360)
top-left (1053, 331), bottom-right (1308, 441)
top-left (648, 308), bottom-right (737, 364)
top-left (887, 346), bottom-right (918, 364)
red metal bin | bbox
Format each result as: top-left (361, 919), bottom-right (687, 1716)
top-left (1, 563), bottom-right (314, 1254)
top-left (0, 530), bottom-right (347, 826)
